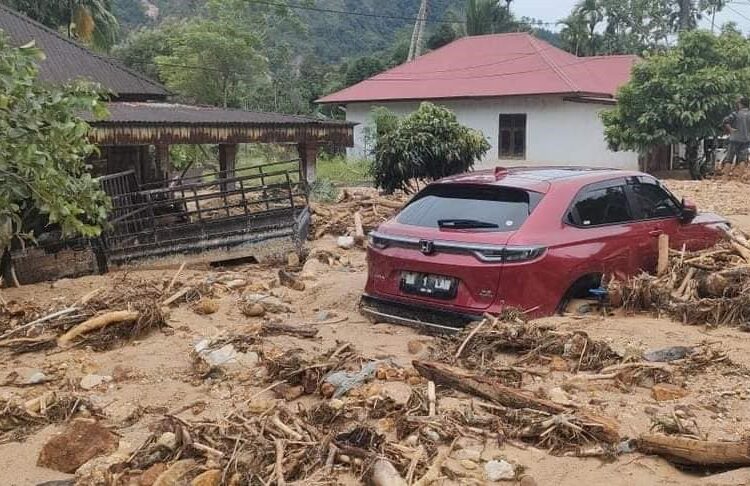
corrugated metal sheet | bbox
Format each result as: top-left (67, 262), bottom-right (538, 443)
top-left (0, 4), bottom-right (168, 99)
top-left (317, 33), bottom-right (638, 104)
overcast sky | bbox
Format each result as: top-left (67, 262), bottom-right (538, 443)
top-left (511, 0), bottom-right (750, 33)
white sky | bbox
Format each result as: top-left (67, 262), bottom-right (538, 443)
top-left (511, 0), bottom-right (750, 33)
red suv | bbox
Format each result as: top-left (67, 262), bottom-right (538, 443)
top-left (361, 167), bottom-right (728, 331)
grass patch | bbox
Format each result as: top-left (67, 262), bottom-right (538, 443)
top-left (316, 155), bottom-right (372, 184)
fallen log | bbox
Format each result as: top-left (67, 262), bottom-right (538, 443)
top-left (638, 434), bottom-right (750, 466)
top-left (412, 360), bottom-right (565, 414)
top-left (57, 310), bottom-right (139, 348)
top-left (412, 360), bottom-right (619, 444)
top-left (262, 323), bottom-right (318, 339)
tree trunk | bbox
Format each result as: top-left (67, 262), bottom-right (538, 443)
top-left (411, 360), bottom-right (620, 444)
top-left (639, 434), bottom-right (750, 466)
top-left (678, 0), bottom-right (693, 31)
top-left (686, 139), bottom-right (702, 180)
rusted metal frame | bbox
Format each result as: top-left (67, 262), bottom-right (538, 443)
top-left (107, 207), bottom-right (302, 253)
top-left (285, 172), bottom-right (295, 209)
top-left (138, 159), bottom-right (301, 190)
top-left (144, 192), bottom-right (158, 244)
top-left (106, 194), bottom-right (305, 243)
top-left (108, 180), bottom-right (302, 217)
top-left (238, 178), bottom-right (249, 216)
top-left (129, 168), bottom-right (298, 198)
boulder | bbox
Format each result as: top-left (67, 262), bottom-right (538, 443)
top-left (484, 459), bottom-right (515, 481)
top-left (37, 419), bottom-right (119, 473)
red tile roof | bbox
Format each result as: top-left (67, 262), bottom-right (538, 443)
top-left (317, 33), bottom-right (637, 104)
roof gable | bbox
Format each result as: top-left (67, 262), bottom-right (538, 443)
top-left (318, 33), bottom-right (637, 104)
top-left (0, 4), bottom-right (168, 99)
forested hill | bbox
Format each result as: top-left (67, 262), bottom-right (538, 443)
top-left (115, 0), bottom-right (459, 62)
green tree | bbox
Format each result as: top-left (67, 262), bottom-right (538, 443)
top-left (371, 103), bottom-right (490, 194)
top-left (0, 35), bottom-right (110, 254)
top-left (426, 23), bottom-right (458, 50)
top-left (464, 0), bottom-right (518, 36)
top-left (2, 0), bottom-right (120, 50)
top-left (601, 29), bottom-right (750, 176)
top-left (344, 57), bottom-right (386, 87)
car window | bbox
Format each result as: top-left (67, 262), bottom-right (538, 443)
top-left (397, 184), bottom-right (542, 231)
top-left (629, 181), bottom-right (681, 219)
top-left (567, 185), bottom-right (632, 226)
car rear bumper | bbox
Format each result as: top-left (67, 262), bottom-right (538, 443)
top-left (359, 293), bottom-right (484, 333)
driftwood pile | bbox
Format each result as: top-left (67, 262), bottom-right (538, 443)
top-left (609, 229), bottom-right (750, 328)
top-left (0, 276), bottom-right (170, 353)
top-left (310, 190), bottom-right (407, 239)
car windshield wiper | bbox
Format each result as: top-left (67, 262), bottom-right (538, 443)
top-left (437, 219), bottom-right (499, 229)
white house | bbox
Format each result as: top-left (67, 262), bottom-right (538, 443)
top-left (318, 33), bottom-right (640, 170)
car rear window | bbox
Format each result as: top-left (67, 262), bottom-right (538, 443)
top-left (397, 184), bottom-right (541, 231)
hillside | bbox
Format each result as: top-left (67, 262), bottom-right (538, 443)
top-left (114, 0), bottom-right (460, 62)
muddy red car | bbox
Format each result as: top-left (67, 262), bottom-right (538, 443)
top-left (361, 167), bottom-right (728, 331)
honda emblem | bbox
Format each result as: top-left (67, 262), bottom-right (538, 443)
top-left (419, 240), bottom-right (435, 255)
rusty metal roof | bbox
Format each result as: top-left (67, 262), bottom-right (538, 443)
top-left (86, 102), bottom-right (355, 146)
top-left (89, 102), bottom-right (353, 126)
top-left (0, 4), bottom-right (168, 99)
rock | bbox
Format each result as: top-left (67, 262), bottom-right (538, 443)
top-left (484, 459), bottom-right (515, 481)
top-left (337, 236), bottom-right (355, 249)
top-left (452, 447), bottom-right (482, 462)
top-left (75, 452), bottom-right (129, 485)
top-left (243, 293), bottom-right (291, 314)
top-left (139, 463), bottom-right (168, 485)
top-left (224, 279), bottom-right (247, 289)
top-left (194, 340), bottom-right (259, 369)
top-left (7, 368), bottom-right (50, 385)
top-left (316, 310), bottom-right (334, 321)
top-left (241, 303), bottom-right (265, 317)
top-left (79, 374), bottom-right (112, 390)
top-left (287, 252), bottom-right (301, 267)
top-left (191, 469), bottom-right (222, 486)
top-left (157, 432), bottom-right (178, 450)
top-left (194, 298), bottom-right (220, 315)
top-left (652, 383), bottom-right (689, 401)
top-left (278, 269), bottom-right (305, 291)
top-left (301, 258), bottom-right (327, 278)
top-left (152, 459), bottom-right (197, 486)
top-left (519, 475), bottom-right (538, 486)
top-left (407, 340), bottom-right (423, 355)
top-left (549, 356), bottom-right (569, 371)
top-left (274, 383), bottom-right (304, 401)
top-left (460, 459), bottom-right (478, 470)
top-left (37, 419), bottom-right (119, 473)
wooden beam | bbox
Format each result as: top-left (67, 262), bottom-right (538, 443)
top-left (219, 144), bottom-right (238, 191)
top-left (297, 142), bottom-right (319, 183)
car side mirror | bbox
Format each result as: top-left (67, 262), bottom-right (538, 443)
top-left (680, 198), bottom-right (697, 223)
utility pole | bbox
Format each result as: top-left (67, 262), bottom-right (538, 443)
top-left (408, 0), bottom-right (428, 62)
top-left (678, 0), bottom-right (693, 31)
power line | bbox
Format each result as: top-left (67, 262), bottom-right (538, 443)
top-left (725, 4), bottom-right (750, 23)
top-left (241, 0), bottom-right (560, 26)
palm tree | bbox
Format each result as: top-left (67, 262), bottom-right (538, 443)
top-left (464, 0), bottom-right (516, 36)
top-left (3, 0), bottom-right (119, 51)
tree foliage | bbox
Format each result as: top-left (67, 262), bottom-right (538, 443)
top-left (371, 103), bottom-right (490, 194)
top-left (0, 35), bottom-right (110, 252)
top-left (2, 0), bottom-right (120, 50)
top-left (464, 0), bottom-right (518, 36)
top-left (560, 0), bottom-right (726, 56)
top-left (601, 29), bottom-right (750, 161)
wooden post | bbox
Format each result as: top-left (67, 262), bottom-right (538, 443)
top-left (154, 144), bottom-right (170, 182)
top-left (657, 233), bottom-right (669, 276)
top-left (297, 142), bottom-right (319, 184)
top-left (219, 143), bottom-right (238, 192)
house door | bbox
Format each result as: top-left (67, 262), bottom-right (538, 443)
top-left (499, 114), bottom-right (526, 159)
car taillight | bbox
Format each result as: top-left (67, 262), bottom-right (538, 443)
top-left (473, 245), bottom-right (546, 263)
top-left (368, 233), bottom-right (389, 249)
top-left (502, 246), bottom-right (546, 262)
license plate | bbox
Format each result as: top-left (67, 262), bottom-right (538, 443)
top-left (400, 272), bottom-right (458, 300)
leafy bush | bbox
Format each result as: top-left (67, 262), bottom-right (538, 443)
top-left (371, 102), bottom-right (490, 194)
top-left (0, 35), bottom-right (110, 252)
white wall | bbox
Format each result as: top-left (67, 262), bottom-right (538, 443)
top-left (344, 96), bottom-right (639, 170)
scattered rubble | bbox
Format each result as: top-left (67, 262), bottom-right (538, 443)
top-left (310, 189), bottom-right (407, 240)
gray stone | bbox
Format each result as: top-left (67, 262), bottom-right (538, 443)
top-left (79, 374), bottom-right (112, 391)
top-left (484, 459), bottom-right (515, 481)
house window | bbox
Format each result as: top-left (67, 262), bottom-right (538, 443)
top-left (499, 114), bottom-right (526, 159)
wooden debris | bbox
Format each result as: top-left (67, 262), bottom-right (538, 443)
top-left (262, 323), bottom-right (318, 339)
top-left (638, 434), bottom-right (750, 466)
top-left (57, 310), bottom-right (139, 347)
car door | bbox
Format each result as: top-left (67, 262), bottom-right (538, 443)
top-left (623, 176), bottom-right (685, 271)
top-left (563, 179), bottom-right (641, 280)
